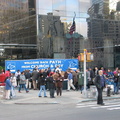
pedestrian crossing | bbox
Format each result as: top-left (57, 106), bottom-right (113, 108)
top-left (76, 100), bottom-right (120, 111)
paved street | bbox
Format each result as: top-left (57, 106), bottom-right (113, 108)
top-left (0, 89), bottom-right (120, 120)
top-left (0, 99), bottom-right (120, 120)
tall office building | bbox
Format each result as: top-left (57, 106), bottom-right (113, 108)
top-left (87, 0), bottom-right (120, 68)
top-left (90, 0), bottom-right (109, 18)
top-left (0, 0), bottom-right (37, 61)
top-left (0, 0), bottom-right (90, 63)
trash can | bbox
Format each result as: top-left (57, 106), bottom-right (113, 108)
top-left (63, 79), bottom-right (68, 90)
top-left (78, 72), bottom-right (84, 86)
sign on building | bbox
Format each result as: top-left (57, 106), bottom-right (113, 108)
top-left (5, 59), bottom-right (78, 72)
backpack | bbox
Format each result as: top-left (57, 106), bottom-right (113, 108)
top-left (17, 75), bottom-right (20, 81)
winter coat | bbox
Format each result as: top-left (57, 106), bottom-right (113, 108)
top-left (55, 77), bottom-right (64, 88)
top-left (19, 74), bottom-right (26, 84)
top-left (38, 77), bottom-right (46, 86)
top-left (5, 78), bottom-right (11, 90)
top-left (25, 72), bottom-right (31, 79)
top-left (5, 71), bottom-right (10, 77)
top-left (46, 76), bottom-right (55, 89)
top-left (53, 73), bottom-right (63, 87)
top-left (10, 76), bottom-right (17, 87)
top-left (72, 71), bottom-right (78, 85)
top-left (32, 70), bottom-right (39, 81)
top-left (53, 73), bottom-right (59, 80)
top-left (94, 75), bottom-right (106, 89)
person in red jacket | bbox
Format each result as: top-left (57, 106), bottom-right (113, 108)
top-left (5, 69), bottom-right (11, 78)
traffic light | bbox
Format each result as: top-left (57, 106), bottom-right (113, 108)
top-left (77, 53), bottom-right (84, 62)
top-left (86, 53), bottom-right (94, 61)
top-left (78, 52), bottom-right (94, 62)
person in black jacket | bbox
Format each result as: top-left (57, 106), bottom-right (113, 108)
top-left (46, 73), bottom-right (55, 98)
top-left (89, 67), bottom-right (95, 85)
top-left (25, 70), bottom-right (32, 89)
top-left (94, 70), bottom-right (106, 105)
top-left (38, 74), bottom-right (47, 97)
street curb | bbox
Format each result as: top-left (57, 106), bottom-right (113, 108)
top-left (14, 102), bottom-right (59, 105)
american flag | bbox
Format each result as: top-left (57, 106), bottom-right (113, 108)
top-left (69, 19), bottom-right (76, 35)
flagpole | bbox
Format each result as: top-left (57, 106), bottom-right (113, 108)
top-left (73, 12), bottom-right (76, 21)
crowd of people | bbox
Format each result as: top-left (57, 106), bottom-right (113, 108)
top-left (1, 66), bottom-right (120, 101)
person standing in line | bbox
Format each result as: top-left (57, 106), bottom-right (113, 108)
top-left (10, 73), bottom-right (17, 97)
top-left (94, 70), bottom-right (106, 105)
top-left (18, 71), bottom-right (29, 93)
top-left (42, 69), bottom-right (48, 90)
top-left (71, 70), bottom-right (78, 90)
top-left (46, 73), bottom-right (56, 98)
top-left (100, 67), bottom-right (107, 75)
top-left (55, 66), bottom-right (61, 73)
top-left (117, 69), bottom-right (120, 94)
top-left (5, 77), bottom-right (11, 100)
top-left (32, 69), bottom-right (39, 90)
top-left (67, 70), bottom-right (76, 91)
top-left (47, 67), bottom-right (51, 77)
top-left (5, 69), bottom-right (11, 78)
top-left (15, 70), bottom-right (21, 87)
top-left (38, 74), bottom-right (47, 97)
top-left (113, 67), bottom-right (118, 75)
top-left (89, 67), bottom-right (95, 85)
top-left (113, 73), bottom-right (119, 94)
top-left (54, 71), bottom-right (64, 96)
top-left (94, 66), bottom-right (99, 77)
top-left (35, 66), bottom-right (39, 72)
top-left (1, 69), bottom-right (5, 74)
top-left (86, 68), bottom-right (91, 89)
top-left (25, 70), bottom-right (32, 89)
top-left (74, 69), bottom-right (80, 91)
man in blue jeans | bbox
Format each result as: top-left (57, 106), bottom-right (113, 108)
top-left (18, 71), bottom-right (29, 93)
top-left (38, 74), bottom-right (47, 97)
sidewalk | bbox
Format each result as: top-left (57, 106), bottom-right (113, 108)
top-left (0, 89), bottom-right (120, 105)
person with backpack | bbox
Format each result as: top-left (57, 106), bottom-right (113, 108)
top-left (15, 70), bottom-right (21, 87)
top-left (5, 77), bottom-right (11, 100)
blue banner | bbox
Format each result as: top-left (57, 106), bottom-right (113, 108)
top-left (5, 59), bottom-right (78, 73)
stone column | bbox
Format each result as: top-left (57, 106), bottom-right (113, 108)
top-left (104, 39), bottom-right (114, 69)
